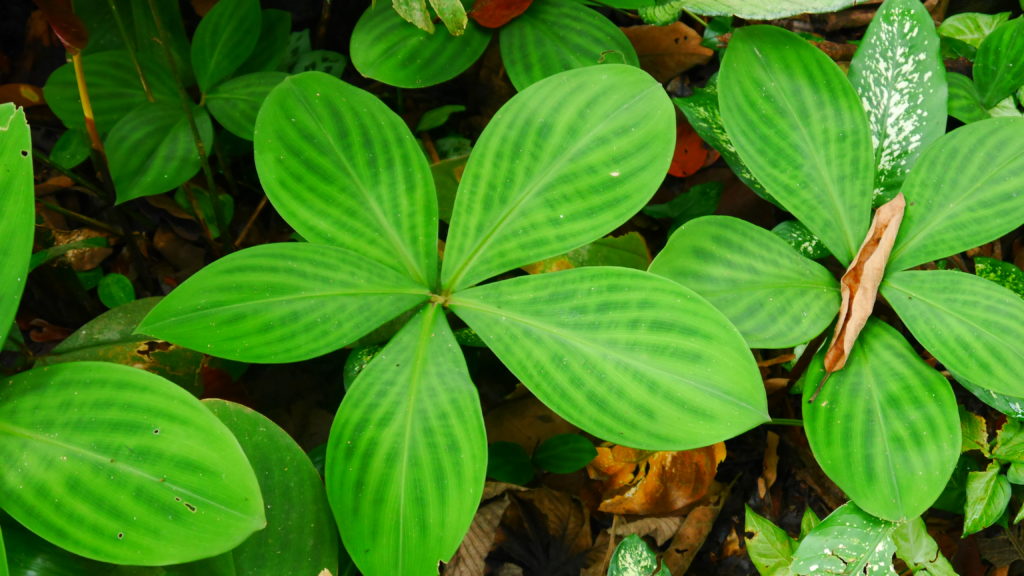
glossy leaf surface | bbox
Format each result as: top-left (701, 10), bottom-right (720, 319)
top-left (848, 0), bottom-right (946, 202)
top-left (720, 26), bottom-right (873, 265)
top-left (791, 502), bottom-right (897, 575)
top-left (191, 0), bottom-right (260, 93)
top-left (947, 72), bottom-right (990, 124)
top-left (327, 305), bottom-right (486, 576)
top-left (206, 71), bottom-right (288, 140)
top-left (882, 270), bottom-right (1024, 398)
top-left (255, 72), bottom-right (438, 287)
top-left (650, 216), bottom-right (839, 348)
top-left (744, 505), bottom-right (796, 575)
top-left (973, 18), bottom-right (1024, 108)
top-left (451, 267), bottom-right (769, 450)
top-left (0, 104), bottom-right (32, 346)
top-left (0, 362), bottom-right (265, 565)
top-left (964, 466), bottom-right (1011, 535)
top-left (607, 534), bottom-right (669, 576)
top-left (441, 65), bottom-right (674, 292)
top-left (138, 243), bottom-right (429, 363)
top-left (500, 0), bottom-right (639, 91)
top-left (893, 517), bottom-right (957, 575)
top-left (802, 319), bottom-right (959, 521)
top-left (393, 0), bottom-right (467, 34)
top-left (889, 118), bottom-right (1024, 271)
top-left (938, 11), bottom-right (1010, 48)
top-left (670, 0), bottom-right (856, 19)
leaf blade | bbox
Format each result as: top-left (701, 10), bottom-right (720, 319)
top-left (0, 104), bottom-right (33, 346)
top-left (191, 0), bottom-right (261, 93)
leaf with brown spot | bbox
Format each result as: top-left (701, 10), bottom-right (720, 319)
top-left (469, 0), bottom-right (533, 28)
top-left (621, 22), bottom-right (714, 83)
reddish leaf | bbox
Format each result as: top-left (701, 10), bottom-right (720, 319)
top-left (469, 0), bottom-right (533, 28)
top-left (33, 0), bottom-right (88, 52)
top-left (621, 22), bottom-right (714, 83)
top-left (0, 84), bottom-right (45, 107)
top-left (668, 119), bottom-right (718, 178)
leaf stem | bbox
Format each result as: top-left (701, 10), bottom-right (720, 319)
top-left (768, 418), bottom-right (803, 427)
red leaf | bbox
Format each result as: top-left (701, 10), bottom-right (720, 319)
top-left (33, 0), bottom-right (88, 52)
top-left (469, 0), bottom-right (533, 28)
top-left (668, 119), bottom-right (718, 178)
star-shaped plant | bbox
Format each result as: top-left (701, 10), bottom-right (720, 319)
top-left (138, 65), bottom-right (769, 575)
top-left (651, 0), bottom-right (1024, 522)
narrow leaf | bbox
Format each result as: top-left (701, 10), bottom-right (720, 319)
top-left (963, 466), bottom-right (1011, 536)
top-left (0, 104), bottom-right (33, 346)
top-left (206, 71), bottom-right (288, 140)
top-left (791, 502), bottom-right (897, 576)
top-left (450, 267), bottom-right (769, 450)
top-left (973, 18), bottom-right (1024, 108)
top-left (326, 305), bottom-right (487, 576)
top-left (650, 216), bottom-right (839, 349)
top-left (191, 0), bottom-right (261, 93)
top-left (441, 65), bottom-right (674, 292)
top-left (720, 26), bottom-right (873, 265)
top-left (138, 243), bottom-right (430, 363)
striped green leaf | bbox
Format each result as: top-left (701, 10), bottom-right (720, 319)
top-left (888, 118), bottom-right (1024, 271)
top-left (191, 0), bottom-right (260, 93)
top-left (203, 400), bottom-right (339, 576)
top-left (801, 319), bottom-right (960, 521)
top-left (137, 243), bottom-right (430, 363)
top-left (450, 267), bottom-right (769, 450)
top-left (720, 26), bottom-right (873, 265)
top-left (882, 270), bottom-right (1024, 398)
top-left (349, 5), bottom-right (492, 89)
top-left (672, 0), bottom-right (857, 19)
top-left (107, 103), bottom-right (213, 204)
top-left (791, 502), bottom-right (897, 576)
top-left (0, 526), bottom-right (6, 576)
top-left (206, 71), bottom-right (288, 141)
top-left (326, 305), bottom-right (486, 576)
top-left (0, 362), bottom-right (265, 565)
top-left (255, 72), bottom-right (438, 287)
top-left (500, 0), bottom-right (639, 91)
top-left (0, 104), bottom-right (33, 346)
top-left (974, 18), bottom-right (1024, 109)
top-left (848, 0), bottom-right (946, 203)
top-left (939, 12), bottom-right (1011, 49)
top-left (440, 65), bottom-right (674, 292)
top-left (235, 9), bottom-right (292, 75)
top-left (947, 72), bottom-right (991, 124)
top-left (650, 216), bottom-right (839, 349)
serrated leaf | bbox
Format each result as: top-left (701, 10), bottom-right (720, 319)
top-left (744, 505), bottom-right (796, 576)
top-left (802, 319), bottom-right (960, 521)
top-left (964, 465), bottom-right (1011, 536)
top-left (888, 118), bottom-right (1024, 271)
top-left (206, 71), bottom-right (288, 140)
top-left (254, 72), bottom-right (438, 287)
top-left (607, 534), bottom-right (669, 576)
top-left (450, 267), bottom-right (769, 450)
top-left (650, 216), bottom-right (839, 349)
top-left (0, 362), bottom-right (265, 565)
top-left (138, 243), bottom-right (430, 363)
top-left (720, 26), bottom-right (873, 265)
top-left (441, 65), bottom-right (674, 292)
top-left (326, 304), bottom-right (487, 576)
top-left (191, 0), bottom-right (261, 93)
top-left (947, 72), bottom-right (991, 124)
top-left (938, 12), bottom-right (1011, 49)
top-left (973, 18), bottom-right (1024, 108)
top-left (960, 405), bottom-right (989, 454)
top-left (791, 502), bottom-right (897, 576)
top-left (992, 418), bottom-right (1024, 463)
top-left (499, 0), bottom-right (639, 91)
top-left (0, 104), bottom-right (33, 346)
top-left (882, 270), bottom-right (1024, 398)
top-left (893, 516), bottom-right (956, 576)
top-left (848, 0), bottom-right (946, 203)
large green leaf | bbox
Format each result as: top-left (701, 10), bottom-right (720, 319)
top-left (882, 270), bottom-right (1024, 398)
top-left (660, 0), bottom-right (857, 19)
top-left (138, 243), bottom-right (430, 363)
top-left (107, 103), bottom-right (214, 204)
top-left (0, 525), bottom-right (6, 576)
top-left (499, 0), bottom-right (639, 91)
top-left (650, 216), bottom-right (839, 349)
top-left (0, 104), bottom-right (33, 346)
top-left (450, 267), bottom-right (769, 450)
top-left (204, 400), bottom-right (339, 576)
top-left (938, 11), bottom-right (1011, 49)
top-left (191, 0), bottom-right (260, 93)
top-left (790, 502), bottom-right (897, 575)
top-left (349, 5), bottom-right (492, 89)
top-left (254, 72), bottom-right (438, 287)
top-left (0, 362), bottom-right (265, 565)
top-left (206, 71), bottom-right (288, 141)
top-left (973, 18), bottom-right (1024, 109)
top-left (848, 0), bottom-right (946, 203)
top-left (441, 65), bottom-right (674, 292)
top-left (326, 304), bottom-right (486, 576)
top-left (888, 118), bottom-right (1024, 271)
top-left (719, 26), bottom-right (873, 265)
top-left (801, 319), bottom-right (960, 521)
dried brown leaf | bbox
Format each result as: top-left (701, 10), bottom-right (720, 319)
top-left (610, 516), bottom-right (684, 546)
top-left (757, 431), bottom-right (780, 499)
top-left (621, 23), bottom-right (714, 83)
top-left (446, 495), bottom-right (512, 576)
top-left (663, 481), bottom-right (729, 574)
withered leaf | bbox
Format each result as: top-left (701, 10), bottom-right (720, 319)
top-left (620, 23), bottom-right (714, 83)
top-left (446, 494), bottom-right (512, 576)
top-left (469, 0), bottom-right (533, 28)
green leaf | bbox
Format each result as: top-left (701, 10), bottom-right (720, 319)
top-left (206, 71), bottom-right (288, 141)
top-left (416, 105), bottom-right (466, 132)
top-left (882, 270), bottom-right (1024, 398)
top-left (719, 26), bottom-right (873, 265)
top-left (235, 9), bottom-right (292, 75)
top-left (0, 525), bottom-right (6, 576)
top-left (848, 0), bottom-right (946, 203)
top-left (888, 118), bottom-right (1024, 271)
top-left (973, 18), bottom-right (1024, 109)
top-left (0, 362), bottom-right (265, 565)
top-left (500, 0), bottom-right (639, 91)
top-left (533, 433), bottom-right (597, 474)
top-left (960, 404), bottom-right (989, 454)
top-left (487, 442), bottom-right (534, 485)
top-left (191, 0), bottom-right (261, 93)
top-left (0, 104), bottom-right (33, 346)
top-left (50, 126), bottom-right (89, 170)
top-left (97, 273), bottom-right (135, 309)
top-left (138, 243), bottom-right (429, 363)
top-left (392, 0), bottom-right (467, 34)
top-left (255, 72), bottom-right (438, 288)
top-left (791, 502), bottom-right (897, 576)
top-left (204, 400), bottom-right (339, 575)
top-left (326, 304), bottom-right (486, 576)
top-left (349, 5), bottom-right (492, 89)
top-left (893, 516), bottom-right (956, 576)
top-left (441, 65), bottom-right (674, 292)
top-left (964, 465), bottom-right (1011, 536)
top-left (450, 267), bottom-right (769, 450)
top-left (801, 319), bottom-right (960, 521)
top-left (992, 418), bottom-right (1024, 463)
top-left (642, 181), bottom-right (722, 234)
top-left (744, 505), bottom-right (796, 576)
top-left (290, 50), bottom-right (348, 77)
top-left (963, 379), bottom-right (1024, 420)
top-left (947, 72), bottom-right (991, 124)
top-left (975, 257), bottom-right (1024, 298)
top-left (771, 220), bottom-right (830, 260)
top-left (131, 0), bottom-right (194, 87)
top-left (661, 0), bottom-right (857, 19)
top-left (799, 507), bottom-right (820, 539)
top-left (938, 12), bottom-right (1011, 49)
top-left (607, 534), bottom-right (670, 576)
top-left (107, 102), bottom-right (214, 204)
top-left (526, 232), bottom-right (652, 274)
top-left (650, 216), bottom-right (839, 349)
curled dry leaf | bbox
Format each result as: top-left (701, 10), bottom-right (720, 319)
top-left (620, 22), bottom-right (714, 83)
top-left (824, 192), bottom-right (906, 372)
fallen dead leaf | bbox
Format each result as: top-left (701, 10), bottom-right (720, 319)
top-left (469, 0), bottom-right (533, 28)
top-left (757, 431), bottom-right (780, 499)
top-left (447, 494), bottom-right (513, 576)
top-left (485, 392), bottom-right (579, 453)
top-left (668, 118), bottom-right (719, 178)
top-left (610, 516), bottom-right (684, 546)
top-left (621, 23), bottom-right (714, 83)
top-left (663, 481), bottom-right (729, 574)
top-left (50, 228), bottom-right (113, 271)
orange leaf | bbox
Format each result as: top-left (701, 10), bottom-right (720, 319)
top-left (668, 119), bottom-right (717, 178)
top-left (469, 0), bottom-right (533, 28)
top-left (0, 84), bottom-right (45, 107)
top-left (621, 23), bottom-right (714, 83)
